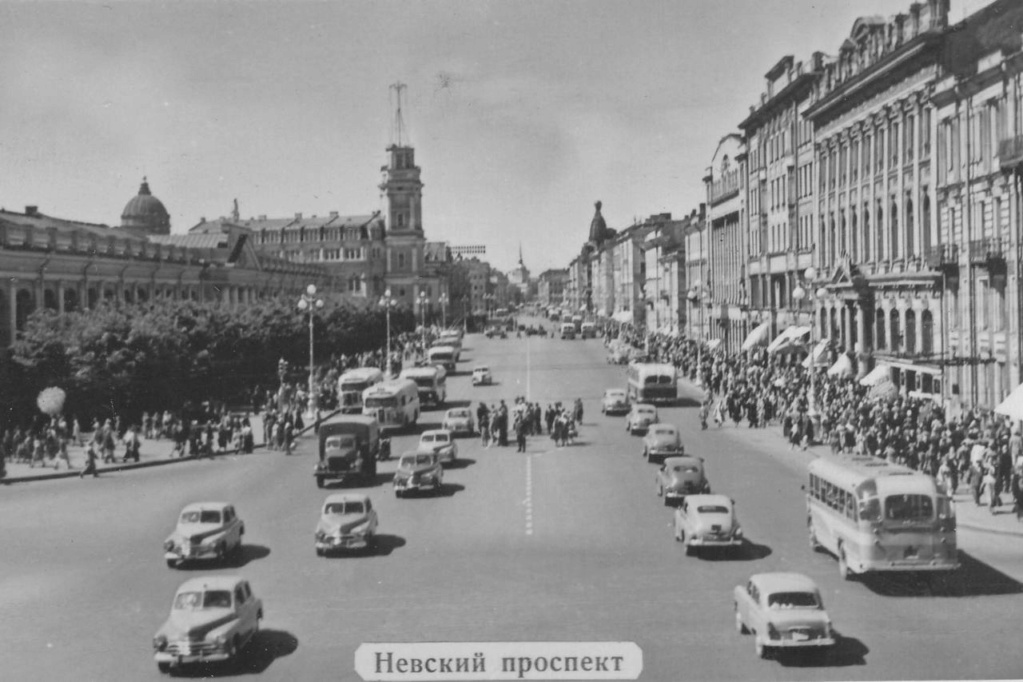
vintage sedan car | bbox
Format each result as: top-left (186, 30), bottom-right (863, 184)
top-left (625, 403), bottom-right (659, 434)
top-left (314, 493), bottom-right (378, 555)
top-left (417, 429), bottom-right (458, 465)
top-left (442, 407), bottom-right (476, 436)
top-left (674, 494), bottom-right (743, 555)
top-left (655, 456), bottom-right (710, 506)
top-left (152, 575), bottom-right (263, 673)
top-left (734, 572), bottom-right (836, 659)
top-left (472, 365), bottom-right (493, 386)
top-left (393, 452), bottom-right (444, 497)
top-left (163, 502), bottom-right (244, 568)
top-left (484, 326), bottom-right (507, 339)
top-left (642, 424), bottom-right (684, 462)
top-left (600, 388), bottom-right (629, 415)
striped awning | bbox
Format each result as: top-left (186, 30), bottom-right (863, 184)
top-left (767, 326), bottom-right (811, 354)
top-left (741, 321), bottom-right (771, 351)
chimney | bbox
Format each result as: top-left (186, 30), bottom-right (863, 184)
top-left (25, 205), bottom-right (38, 216)
top-left (295, 212), bottom-right (303, 220)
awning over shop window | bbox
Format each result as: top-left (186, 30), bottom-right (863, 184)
top-left (706, 339), bottom-right (723, 352)
top-left (860, 363), bottom-right (897, 400)
top-left (826, 354), bottom-right (854, 377)
top-left (741, 321), bottom-right (771, 351)
top-left (995, 383), bottom-right (1023, 421)
top-left (612, 311), bottom-right (633, 324)
top-left (801, 338), bottom-right (832, 368)
top-left (767, 326), bottom-right (811, 354)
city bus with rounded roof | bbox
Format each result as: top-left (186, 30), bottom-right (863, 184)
top-left (337, 367), bottom-right (385, 414)
top-left (805, 454), bottom-right (958, 583)
top-left (626, 362), bottom-right (677, 405)
top-left (400, 365), bottom-right (447, 408)
top-left (362, 379), bottom-right (420, 433)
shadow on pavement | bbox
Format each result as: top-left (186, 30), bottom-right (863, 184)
top-left (857, 550), bottom-right (1022, 597)
top-left (675, 397), bottom-right (703, 408)
top-left (444, 399), bottom-right (473, 409)
top-left (367, 534), bottom-right (406, 557)
top-left (446, 458), bottom-right (476, 469)
top-left (168, 629), bottom-right (298, 677)
top-left (697, 540), bottom-right (773, 562)
top-left (232, 544), bottom-right (271, 568)
top-left (318, 474), bottom-right (390, 489)
top-left (777, 633), bottom-right (869, 668)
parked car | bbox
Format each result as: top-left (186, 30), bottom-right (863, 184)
top-left (655, 455), bottom-right (710, 506)
top-left (314, 493), bottom-right (378, 555)
top-left (601, 388), bottom-right (629, 415)
top-left (393, 452), bottom-right (444, 497)
top-left (580, 322), bottom-right (598, 338)
top-left (442, 407), bottom-right (475, 436)
top-left (163, 502), bottom-right (244, 568)
top-left (733, 572), bottom-right (836, 660)
top-left (485, 326), bottom-right (507, 339)
top-left (642, 424), bottom-right (684, 462)
top-left (417, 429), bottom-right (458, 465)
top-left (152, 576), bottom-right (262, 673)
top-left (625, 403), bottom-right (659, 434)
top-left (674, 494), bottom-right (743, 555)
top-left (472, 366), bottom-right (493, 386)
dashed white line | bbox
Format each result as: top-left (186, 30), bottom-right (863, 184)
top-left (525, 454), bottom-right (534, 535)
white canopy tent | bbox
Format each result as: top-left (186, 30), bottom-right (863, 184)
top-left (767, 326), bottom-right (811, 354)
top-left (994, 383), bottom-right (1023, 421)
top-left (826, 354), bottom-right (854, 377)
top-left (801, 338), bottom-right (832, 368)
top-left (741, 322), bottom-right (771, 351)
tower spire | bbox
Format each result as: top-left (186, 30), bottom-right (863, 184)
top-left (519, 243), bottom-right (524, 266)
top-left (390, 81), bottom-right (409, 147)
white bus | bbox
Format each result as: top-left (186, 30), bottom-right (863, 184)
top-left (400, 365), bottom-right (447, 408)
top-left (626, 362), bottom-right (677, 405)
top-left (362, 379), bottom-right (420, 432)
top-left (806, 454), bottom-right (958, 583)
top-left (427, 344), bottom-right (459, 371)
top-left (337, 367), bottom-right (385, 414)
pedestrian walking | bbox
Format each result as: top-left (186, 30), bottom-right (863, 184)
top-left (80, 444), bottom-right (99, 478)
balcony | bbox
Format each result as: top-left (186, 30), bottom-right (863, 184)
top-left (967, 237), bottom-right (1005, 264)
top-left (999, 135), bottom-right (1023, 171)
top-left (924, 243), bottom-right (958, 270)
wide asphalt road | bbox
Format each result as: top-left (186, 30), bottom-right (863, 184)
top-left (2, 323), bottom-right (1022, 681)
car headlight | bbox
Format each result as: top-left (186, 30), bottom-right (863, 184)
top-left (153, 634), bottom-right (168, 651)
top-left (733, 526), bottom-right (743, 538)
top-left (163, 539), bottom-right (175, 552)
top-left (213, 634), bottom-right (227, 646)
top-left (315, 530), bottom-right (326, 541)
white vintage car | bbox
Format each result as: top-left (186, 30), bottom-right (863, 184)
top-left (152, 575), bottom-right (262, 673)
top-left (442, 407), bottom-right (476, 436)
top-left (733, 572), bottom-right (837, 660)
top-left (673, 494), bottom-right (743, 555)
top-left (163, 502), bottom-right (244, 568)
top-left (472, 365), bottom-right (493, 385)
top-left (314, 493), bottom-right (378, 555)
top-left (625, 403), bottom-right (658, 434)
top-left (417, 429), bottom-right (458, 465)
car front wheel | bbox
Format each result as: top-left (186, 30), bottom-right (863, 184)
top-left (157, 661), bottom-right (171, 674)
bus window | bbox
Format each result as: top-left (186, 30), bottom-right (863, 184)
top-left (885, 494), bottom-right (933, 522)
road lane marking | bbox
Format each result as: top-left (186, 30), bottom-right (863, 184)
top-left (525, 454), bottom-right (533, 535)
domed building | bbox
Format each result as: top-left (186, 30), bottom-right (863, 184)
top-left (120, 177), bottom-right (170, 238)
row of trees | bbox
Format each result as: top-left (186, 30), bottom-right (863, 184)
top-left (3, 298), bottom-right (417, 427)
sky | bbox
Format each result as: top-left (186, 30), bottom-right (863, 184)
top-left (0, 0), bottom-right (997, 273)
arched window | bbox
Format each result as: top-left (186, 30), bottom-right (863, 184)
top-left (905, 195), bottom-right (915, 258)
top-left (876, 202), bottom-right (884, 260)
top-left (890, 199), bottom-right (899, 260)
top-left (921, 310), bottom-right (933, 355)
top-left (905, 309), bottom-right (916, 354)
top-left (889, 309), bottom-right (901, 351)
top-left (875, 308), bottom-right (886, 350)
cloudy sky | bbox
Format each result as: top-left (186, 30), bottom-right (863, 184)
top-left (0, 0), bottom-right (995, 273)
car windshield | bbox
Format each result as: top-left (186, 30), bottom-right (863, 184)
top-left (606, 391), bottom-right (625, 399)
top-left (433, 434), bottom-right (449, 443)
top-left (325, 435), bottom-right (357, 450)
top-left (637, 408), bottom-right (654, 415)
top-left (448, 410), bottom-right (470, 418)
top-left (697, 505), bottom-right (729, 514)
top-left (673, 465), bottom-right (699, 474)
top-left (174, 590), bottom-right (232, 610)
top-left (652, 428), bottom-right (676, 437)
top-left (421, 435), bottom-right (436, 443)
top-left (181, 510), bottom-right (221, 524)
top-left (325, 501), bottom-right (364, 515)
top-left (365, 396), bottom-right (397, 408)
top-left (884, 494), bottom-right (934, 522)
top-left (474, 368), bottom-right (489, 373)
top-left (401, 455), bottom-right (434, 468)
top-left (767, 591), bottom-right (820, 609)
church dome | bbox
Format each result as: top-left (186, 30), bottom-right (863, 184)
top-left (588, 200), bottom-right (609, 245)
top-left (121, 177), bottom-right (170, 236)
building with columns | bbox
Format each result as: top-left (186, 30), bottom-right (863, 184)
top-left (537, 268), bottom-right (569, 309)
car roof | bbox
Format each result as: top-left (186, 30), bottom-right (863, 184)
top-left (421, 429), bottom-right (451, 437)
top-left (324, 493), bottom-right (370, 505)
top-left (650, 424), bottom-right (676, 432)
top-left (605, 388), bottom-right (626, 394)
top-left (180, 502), bottom-right (230, 513)
top-left (634, 404), bottom-right (656, 410)
top-left (684, 494), bottom-right (731, 508)
top-left (750, 572), bottom-right (819, 593)
top-left (445, 408), bottom-right (470, 415)
top-left (176, 575), bottom-right (244, 593)
top-left (663, 456), bottom-right (701, 467)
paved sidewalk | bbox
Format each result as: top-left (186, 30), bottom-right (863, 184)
top-left (678, 377), bottom-right (1023, 538)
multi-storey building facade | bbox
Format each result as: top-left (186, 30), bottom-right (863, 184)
top-left (703, 134), bottom-right (748, 352)
top-left (537, 269), bottom-right (569, 309)
top-left (643, 214), bottom-right (687, 335)
top-left (740, 53), bottom-right (822, 342)
top-left (610, 220), bottom-right (655, 327)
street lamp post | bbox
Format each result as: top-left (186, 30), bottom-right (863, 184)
top-left (417, 291), bottom-right (428, 359)
top-left (438, 293), bottom-right (449, 329)
top-left (687, 281), bottom-right (711, 381)
top-left (297, 284), bottom-right (324, 417)
top-left (379, 288), bottom-right (397, 377)
top-left (791, 267), bottom-right (828, 418)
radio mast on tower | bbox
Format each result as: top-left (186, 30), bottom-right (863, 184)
top-left (389, 81), bottom-right (409, 147)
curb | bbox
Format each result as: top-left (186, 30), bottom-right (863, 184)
top-left (957, 521), bottom-right (1023, 538)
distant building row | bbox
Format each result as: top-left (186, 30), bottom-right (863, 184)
top-left (563, 0), bottom-right (1023, 416)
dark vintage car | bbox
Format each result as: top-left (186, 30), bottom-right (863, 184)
top-left (655, 455), bottom-right (710, 506)
top-left (393, 452), bottom-right (444, 498)
top-left (642, 424), bottom-right (684, 463)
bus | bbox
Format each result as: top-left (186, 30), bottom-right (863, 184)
top-left (626, 363), bottom-right (677, 405)
top-left (805, 454), bottom-right (958, 583)
top-left (427, 344), bottom-right (459, 371)
top-left (399, 365), bottom-right (447, 408)
top-left (362, 379), bottom-right (420, 433)
top-left (337, 367), bottom-right (384, 414)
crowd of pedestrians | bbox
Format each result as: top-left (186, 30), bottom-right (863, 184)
top-left (474, 397), bottom-right (584, 451)
top-left (605, 320), bottom-right (1023, 522)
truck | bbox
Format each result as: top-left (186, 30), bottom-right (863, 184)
top-left (313, 415), bottom-right (388, 488)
